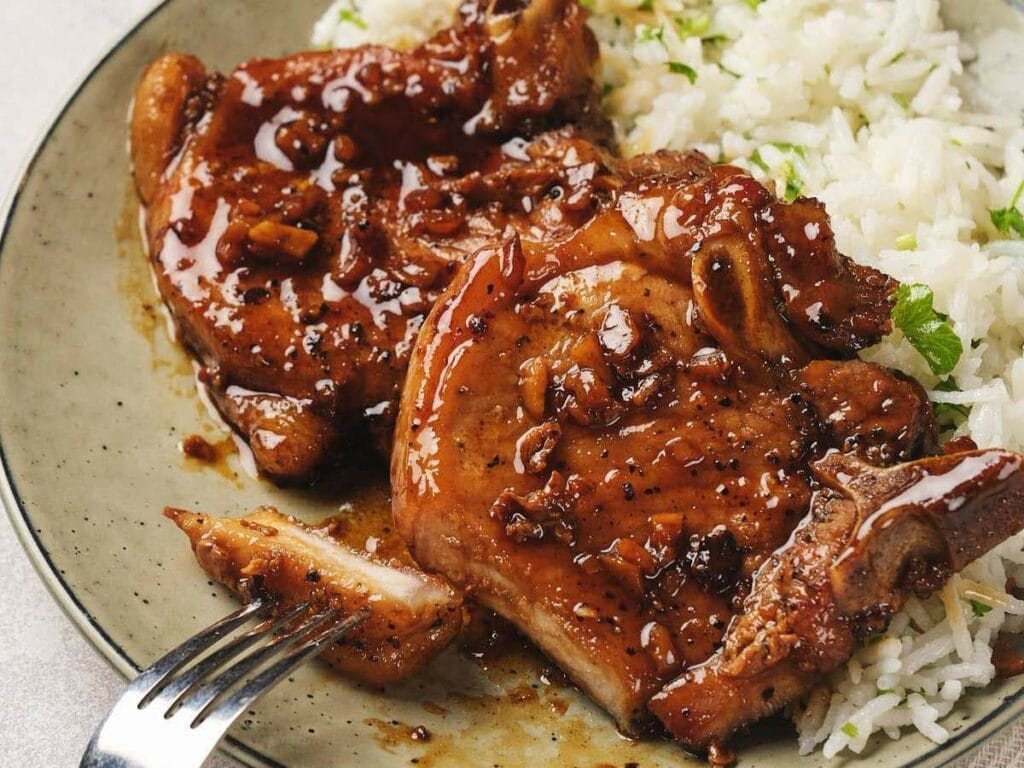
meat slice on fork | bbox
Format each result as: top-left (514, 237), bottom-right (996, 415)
top-left (130, 0), bottom-right (608, 482)
top-left (167, 507), bottom-right (463, 684)
top-left (391, 146), bottom-right (1024, 744)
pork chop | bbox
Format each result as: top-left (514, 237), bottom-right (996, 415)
top-left (129, 0), bottom-right (607, 482)
top-left (391, 149), bottom-right (1024, 744)
top-left (649, 447), bottom-right (1024, 751)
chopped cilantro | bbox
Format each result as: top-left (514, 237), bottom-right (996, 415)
top-left (893, 93), bottom-right (911, 110)
top-left (989, 179), bottom-right (1024, 239)
top-left (638, 0), bottom-right (655, 10)
top-left (578, 0), bottom-right (595, 7)
top-left (933, 377), bottom-right (970, 428)
top-left (892, 283), bottom-right (964, 376)
top-left (970, 599), bottom-right (993, 617)
top-left (602, 82), bottom-right (614, 97)
top-left (841, 722), bottom-right (858, 738)
top-left (895, 233), bottom-right (917, 251)
top-left (771, 141), bottom-right (806, 159)
top-left (636, 24), bottom-right (666, 46)
top-left (750, 149), bottom-right (769, 174)
top-left (674, 13), bottom-right (710, 38)
top-left (749, 149), bottom-right (803, 202)
top-left (717, 61), bottom-right (741, 78)
top-left (743, 0), bottom-right (763, 9)
top-left (337, 8), bottom-right (367, 29)
top-left (667, 62), bottom-right (698, 83)
top-left (783, 161), bottom-right (803, 203)
top-left (890, 51), bottom-right (906, 65)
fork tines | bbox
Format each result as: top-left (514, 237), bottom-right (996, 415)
top-left (81, 599), bottom-right (368, 768)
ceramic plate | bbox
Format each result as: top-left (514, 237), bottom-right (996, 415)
top-left (3, 1), bottom-right (1024, 766)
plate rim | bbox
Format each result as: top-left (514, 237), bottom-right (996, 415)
top-left (0, 2), bottom-right (273, 765)
top-left (0, 2), bottom-right (1019, 766)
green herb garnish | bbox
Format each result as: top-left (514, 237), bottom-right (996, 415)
top-left (841, 722), bottom-right (859, 738)
top-left (717, 61), bottom-right (741, 78)
top-left (638, 0), bottom-right (655, 10)
top-left (667, 62), bottom-right (698, 83)
top-left (893, 93), bottom-right (911, 111)
top-left (783, 161), bottom-right (803, 203)
top-left (771, 141), bottom-right (806, 159)
top-left (750, 149), bottom-right (769, 174)
top-left (743, 0), bottom-right (763, 9)
top-left (892, 283), bottom-right (964, 376)
top-left (338, 8), bottom-right (367, 29)
top-left (895, 233), bottom-right (917, 251)
top-left (933, 377), bottom-right (970, 428)
top-left (970, 599), bottom-right (993, 617)
top-left (636, 24), bottom-right (666, 45)
top-left (674, 13), bottom-right (710, 38)
top-left (989, 180), bottom-right (1024, 239)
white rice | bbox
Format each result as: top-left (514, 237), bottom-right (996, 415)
top-left (312, 0), bottom-right (1024, 757)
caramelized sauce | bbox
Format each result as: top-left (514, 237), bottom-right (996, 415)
top-left (993, 634), bottom-right (1024, 678)
top-left (181, 433), bottom-right (218, 462)
top-left (129, 0), bottom-right (604, 482)
top-left (115, 183), bottom-right (193, 380)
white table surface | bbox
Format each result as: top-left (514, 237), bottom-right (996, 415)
top-left (0, 2), bottom-right (1022, 767)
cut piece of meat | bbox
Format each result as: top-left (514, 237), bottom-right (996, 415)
top-left (166, 507), bottom-right (463, 684)
top-left (391, 147), bottom-right (1024, 743)
top-left (648, 448), bottom-right (1024, 751)
top-left (130, 0), bottom-right (608, 482)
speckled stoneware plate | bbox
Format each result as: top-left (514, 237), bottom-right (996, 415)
top-left (4, 1), bottom-right (1024, 766)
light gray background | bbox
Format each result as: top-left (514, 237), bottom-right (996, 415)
top-left (0, 1), bottom-right (1020, 766)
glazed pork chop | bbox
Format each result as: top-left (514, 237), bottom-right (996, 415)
top-left (167, 506), bottom-right (463, 684)
top-left (391, 150), bottom-right (1024, 746)
top-left (129, 0), bottom-right (607, 482)
top-left (649, 447), bottom-right (1024, 750)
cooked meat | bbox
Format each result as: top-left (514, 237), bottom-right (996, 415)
top-left (391, 150), bottom-right (1024, 741)
top-left (649, 448), bottom-right (1024, 751)
top-left (140, 0), bottom-right (1024, 752)
top-left (130, 0), bottom-right (607, 482)
top-left (166, 507), bottom-right (463, 684)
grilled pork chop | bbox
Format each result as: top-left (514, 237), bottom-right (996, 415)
top-left (649, 447), bottom-right (1024, 749)
top-left (167, 507), bottom-right (462, 684)
top-left (391, 150), bottom-right (1024, 745)
top-left (129, 0), bottom-right (607, 482)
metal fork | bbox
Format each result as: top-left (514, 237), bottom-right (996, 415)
top-left (80, 598), bottom-right (368, 768)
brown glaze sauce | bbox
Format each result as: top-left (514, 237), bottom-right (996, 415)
top-left (181, 433), bottom-right (218, 462)
top-left (993, 634), bottom-right (1024, 678)
top-left (115, 184), bottom-right (193, 380)
top-left (177, 433), bottom-right (244, 486)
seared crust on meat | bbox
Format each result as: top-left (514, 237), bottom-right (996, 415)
top-left (392, 155), bottom-right (910, 733)
top-left (649, 449), bottom-right (1024, 751)
top-left (166, 507), bottom-right (464, 684)
top-left (130, 0), bottom-right (606, 482)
